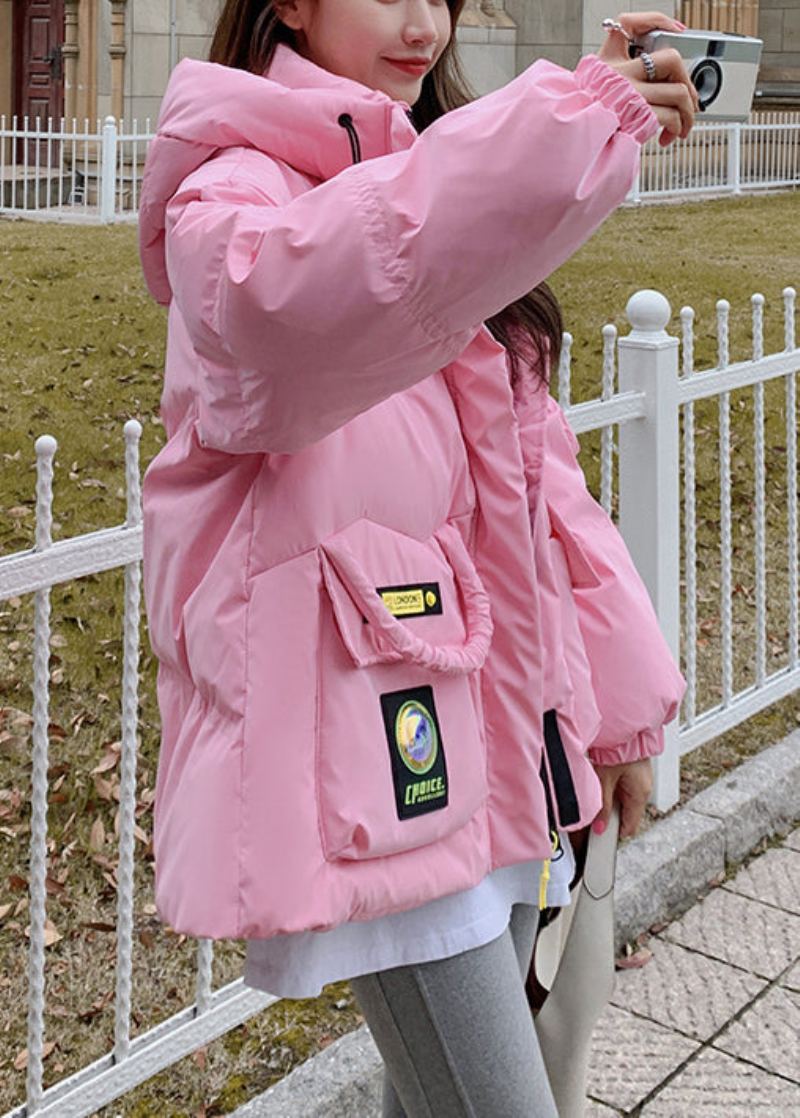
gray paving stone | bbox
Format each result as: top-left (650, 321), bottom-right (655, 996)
top-left (781, 960), bottom-right (800, 992)
top-left (663, 885), bottom-right (800, 980)
top-left (714, 985), bottom-right (800, 1083)
top-left (640, 1047), bottom-right (800, 1116)
top-left (587, 1004), bottom-right (699, 1111)
top-left (614, 808), bottom-right (725, 951)
top-left (610, 938), bottom-right (766, 1041)
top-left (585, 1101), bottom-right (621, 1117)
top-left (785, 826), bottom-right (800, 853)
top-left (723, 845), bottom-right (800, 915)
top-left (688, 730), bottom-right (800, 864)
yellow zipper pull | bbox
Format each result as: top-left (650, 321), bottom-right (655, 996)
top-left (538, 830), bottom-right (560, 911)
top-left (538, 858), bottom-right (551, 910)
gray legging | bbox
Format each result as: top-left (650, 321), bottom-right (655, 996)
top-left (349, 903), bottom-right (559, 1118)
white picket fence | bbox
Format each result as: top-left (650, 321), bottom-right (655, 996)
top-left (0, 117), bottom-right (150, 223)
top-left (1, 112), bottom-right (799, 223)
top-left (1, 284), bottom-right (798, 1116)
top-left (632, 111), bottom-right (800, 200)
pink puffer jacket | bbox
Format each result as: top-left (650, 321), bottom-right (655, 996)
top-left (521, 391), bottom-right (686, 830)
top-left (138, 43), bottom-right (674, 939)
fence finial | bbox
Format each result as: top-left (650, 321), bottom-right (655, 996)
top-left (626, 289), bottom-right (671, 340)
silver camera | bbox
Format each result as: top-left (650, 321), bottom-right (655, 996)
top-left (633, 30), bottom-right (763, 122)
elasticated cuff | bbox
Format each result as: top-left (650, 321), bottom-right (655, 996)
top-left (588, 725), bottom-right (665, 767)
top-left (575, 55), bottom-right (659, 145)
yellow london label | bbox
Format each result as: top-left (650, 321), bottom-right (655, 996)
top-left (381, 588), bottom-right (425, 616)
top-left (377, 582), bottom-right (443, 618)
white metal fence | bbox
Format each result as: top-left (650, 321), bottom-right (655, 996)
top-left (557, 286), bottom-right (800, 808)
top-left (1, 283), bottom-right (797, 1115)
top-left (1, 113), bottom-right (799, 223)
top-left (632, 111), bottom-right (800, 200)
top-left (0, 117), bottom-right (151, 223)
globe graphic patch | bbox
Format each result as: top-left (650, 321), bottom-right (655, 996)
top-left (395, 700), bottom-right (438, 775)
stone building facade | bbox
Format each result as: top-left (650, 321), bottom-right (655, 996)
top-left (758, 0), bottom-right (800, 103)
top-left (1, 0), bottom-right (797, 136)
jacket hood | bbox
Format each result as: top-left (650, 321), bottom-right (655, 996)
top-left (139, 43), bottom-right (418, 305)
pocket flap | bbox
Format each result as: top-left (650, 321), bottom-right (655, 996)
top-left (320, 520), bottom-right (493, 675)
top-left (546, 503), bottom-right (603, 590)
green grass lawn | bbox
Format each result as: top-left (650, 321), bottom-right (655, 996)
top-left (0, 192), bottom-right (798, 1115)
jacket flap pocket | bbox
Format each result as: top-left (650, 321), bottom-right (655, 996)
top-left (320, 519), bottom-right (492, 675)
top-left (546, 502), bottom-right (602, 590)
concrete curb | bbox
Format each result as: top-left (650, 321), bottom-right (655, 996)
top-left (614, 728), bottom-right (800, 948)
top-left (232, 731), bottom-right (800, 1117)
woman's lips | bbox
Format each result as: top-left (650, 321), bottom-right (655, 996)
top-left (384, 59), bottom-right (429, 78)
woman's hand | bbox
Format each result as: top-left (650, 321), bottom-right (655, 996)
top-left (598, 11), bottom-right (698, 147)
top-left (592, 758), bottom-right (653, 839)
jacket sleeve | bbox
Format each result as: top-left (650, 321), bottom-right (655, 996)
top-left (163, 57), bottom-right (656, 454)
top-left (538, 396), bottom-right (686, 766)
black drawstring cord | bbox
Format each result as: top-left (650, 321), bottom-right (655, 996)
top-left (337, 113), bottom-right (362, 164)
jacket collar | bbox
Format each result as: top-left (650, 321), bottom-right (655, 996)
top-left (139, 44), bottom-right (418, 304)
top-left (263, 43), bottom-right (420, 178)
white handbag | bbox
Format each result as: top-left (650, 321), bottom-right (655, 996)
top-left (530, 806), bottom-right (620, 1118)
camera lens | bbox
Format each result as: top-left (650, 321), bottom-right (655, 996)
top-left (691, 58), bottom-right (722, 111)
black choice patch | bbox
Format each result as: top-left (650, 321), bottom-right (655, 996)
top-left (375, 582), bottom-right (443, 618)
top-left (380, 685), bottom-right (449, 820)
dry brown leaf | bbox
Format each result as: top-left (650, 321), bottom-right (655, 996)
top-left (77, 990), bottom-right (113, 1021)
top-left (89, 817), bottom-right (105, 851)
top-left (44, 875), bottom-right (67, 898)
top-left (43, 919), bottom-right (62, 946)
top-left (23, 919), bottom-right (62, 946)
top-left (94, 775), bottom-right (113, 801)
top-left (193, 1047), bottom-right (207, 1070)
top-left (92, 752), bottom-right (119, 774)
top-left (0, 903), bottom-right (12, 919)
top-left (615, 946), bottom-right (653, 970)
top-left (5, 708), bottom-right (33, 727)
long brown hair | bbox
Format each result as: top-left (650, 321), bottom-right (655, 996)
top-left (209, 0), bottom-right (562, 388)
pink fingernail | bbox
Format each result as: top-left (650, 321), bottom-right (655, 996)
top-left (592, 819), bottom-right (607, 836)
top-left (677, 21), bottom-right (687, 29)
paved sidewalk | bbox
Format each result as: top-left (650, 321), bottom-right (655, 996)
top-left (233, 736), bottom-right (800, 1118)
top-left (236, 825), bottom-right (800, 1118)
top-left (587, 826), bottom-right (800, 1116)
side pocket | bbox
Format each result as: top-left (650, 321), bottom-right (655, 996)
top-left (546, 502), bottom-right (602, 591)
top-left (315, 518), bottom-right (492, 862)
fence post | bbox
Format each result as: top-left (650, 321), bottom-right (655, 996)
top-left (100, 115), bottom-right (117, 222)
top-left (630, 163), bottom-right (642, 205)
top-left (617, 290), bottom-right (682, 811)
top-left (727, 121), bottom-right (742, 195)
